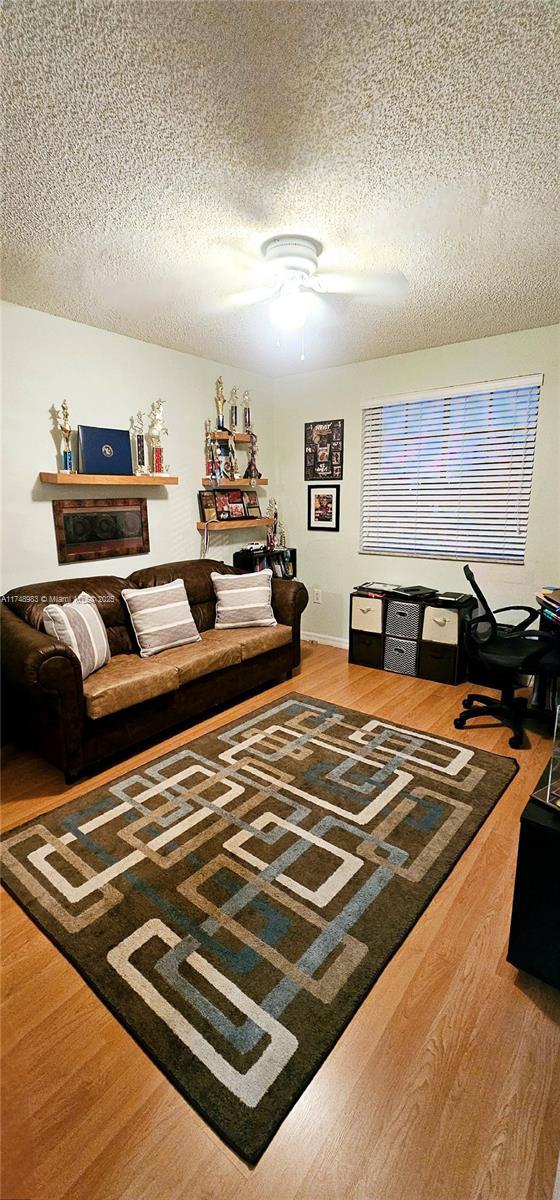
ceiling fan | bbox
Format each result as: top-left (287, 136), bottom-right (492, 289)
top-left (216, 234), bottom-right (409, 332)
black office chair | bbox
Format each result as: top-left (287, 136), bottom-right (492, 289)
top-left (454, 564), bottom-right (552, 748)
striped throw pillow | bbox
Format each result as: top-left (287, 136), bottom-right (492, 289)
top-left (122, 579), bottom-right (201, 657)
top-left (43, 591), bottom-right (111, 679)
top-left (211, 569), bottom-right (277, 629)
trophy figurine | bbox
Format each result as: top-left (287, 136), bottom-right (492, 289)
top-left (131, 410), bottom-right (148, 475)
top-left (229, 386), bottom-right (239, 432)
top-left (214, 376), bottom-right (227, 431)
top-left (267, 497), bottom-right (279, 548)
top-left (210, 433), bottom-right (222, 481)
top-left (221, 431), bottom-right (239, 480)
top-left (147, 398), bottom-right (169, 474)
top-left (242, 389), bottom-right (252, 433)
top-left (246, 431), bottom-right (262, 483)
top-left (57, 399), bottom-right (74, 472)
top-left (204, 418), bottom-right (214, 478)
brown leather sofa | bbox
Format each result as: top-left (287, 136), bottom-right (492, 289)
top-left (1, 558), bottom-right (308, 781)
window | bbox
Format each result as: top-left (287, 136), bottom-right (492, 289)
top-left (360, 375), bottom-right (541, 564)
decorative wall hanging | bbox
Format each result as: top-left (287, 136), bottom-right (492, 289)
top-left (52, 498), bottom-right (149, 564)
top-left (304, 419), bottom-right (344, 481)
top-left (307, 483), bottom-right (340, 531)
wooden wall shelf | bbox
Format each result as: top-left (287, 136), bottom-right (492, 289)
top-left (201, 477), bottom-right (268, 488)
top-left (39, 472), bottom-right (179, 487)
top-left (196, 518), bottom-right (273, 533)
top-left (213, 431), bottom-right (252, 443)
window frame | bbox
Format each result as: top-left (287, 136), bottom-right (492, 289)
top-left (359, 373), bottom-right (542, 564)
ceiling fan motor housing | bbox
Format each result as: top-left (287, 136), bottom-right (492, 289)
top-left (261, 235), bottom-right (323, 281)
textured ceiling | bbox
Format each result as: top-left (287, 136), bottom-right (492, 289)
top-left (2, 0), bottom-right (559, 376)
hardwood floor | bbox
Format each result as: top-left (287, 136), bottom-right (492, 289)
top-left (1, 643), bottom-right (559, 1200)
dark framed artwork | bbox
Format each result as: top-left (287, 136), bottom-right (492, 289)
top-left (307, 484), bottom-right (340, 532)
top-left (243, 489), bottom-right (262, 519)
top-left (214, 489), bottom-right (256, 521)
top-left (52, 498), bottom-right (149, 564)
top-left (304, 419), bottom-right (344, 481)
top-left (198, 490), bottom-right (218, 522)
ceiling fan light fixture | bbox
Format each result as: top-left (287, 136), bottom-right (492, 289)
top-left (268, 287), bottom-right (308, 331)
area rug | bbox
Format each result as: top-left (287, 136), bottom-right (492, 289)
top-left (0, 693), bottom-right (517, 1162)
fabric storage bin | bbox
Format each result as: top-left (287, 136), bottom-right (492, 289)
top-left (351, 595), bottom-right (383, 634)
top-left (350, 630), bottom-right (383, 668)
top-left (422, 606), bottom-right (459, 645)
top-left (418, 640), bottom-right (458, 684)
top-left (385, 599), bottom-right (422, 640)
top-left (383, 635), bottom-right (419, 676)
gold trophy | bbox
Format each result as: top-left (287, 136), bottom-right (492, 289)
top-left (57, 400), bottom-right (74, 472)
top-left (215, 376), bottom-right (226, 431)
top-left (243, 389), bottom-right (252, 433)
top-left (229, 386), bottom-right (239, 432)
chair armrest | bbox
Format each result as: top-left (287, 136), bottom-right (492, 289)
top-left (271, 578), bottom-right (309, 668)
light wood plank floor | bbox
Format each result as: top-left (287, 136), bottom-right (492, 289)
top-left (2, 644), bottom-right (559, 1200)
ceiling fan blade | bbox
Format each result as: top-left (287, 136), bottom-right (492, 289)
top-left (320, 269), bottom-right (409, 304)
top-left (212, 285), bottom-right (276, 314)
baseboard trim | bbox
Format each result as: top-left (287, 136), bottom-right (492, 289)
top-left (302, 631), bottom-right (349, 650)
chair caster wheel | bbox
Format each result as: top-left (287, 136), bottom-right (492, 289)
top-left (462, 697), bottom-right (474, 710)
top-left (509, 734), bottom-right (522, 749)
top-left (454, 717), bottom-right (466, 730)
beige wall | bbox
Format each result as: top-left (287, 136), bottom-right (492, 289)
top-left (0, 303), bottom-right (274, 593)
top-left (2, 307), bottom-right (558, 639)
top-left (273, 325), bottom-right (560, 644)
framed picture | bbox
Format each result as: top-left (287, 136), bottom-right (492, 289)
top-left (244, 489), bottom-right (262, 519)
top-left (198, 490), bottom-right (218, 522)
top-left (304, 419), bottom-right (344, 481)
top-left (52, 498), bottom-right (149, 564)
top-left (215, 493), bottom-right (230, 521)
top-left (78, 425), bottom-right (133, 475)
top-left (307, 484), bottom-right (340, 532)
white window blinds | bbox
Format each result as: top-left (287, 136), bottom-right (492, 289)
top-left (360, 375), bottom-right (541, 564)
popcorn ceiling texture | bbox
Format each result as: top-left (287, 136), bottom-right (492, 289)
top-left (2, 0), bottom-right (559, 376)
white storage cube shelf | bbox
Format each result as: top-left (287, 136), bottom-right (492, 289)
top-left (422, 606), bottom-right (459, 645)
top-left (351, 596), bottom-right (384, 634)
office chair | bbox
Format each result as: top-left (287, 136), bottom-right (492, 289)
top-left (454, 564), bottom-right (552, 749)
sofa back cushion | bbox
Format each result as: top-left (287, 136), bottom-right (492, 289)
top-left (127, 559), bottom-right (239, 632)
top-left (4, 575), bottom-right (133, 655)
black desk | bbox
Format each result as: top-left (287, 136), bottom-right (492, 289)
top-left (507, 776), bottom-right (560, 989)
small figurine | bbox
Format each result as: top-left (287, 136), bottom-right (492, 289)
top-left (215, 376), bottom-right (226, 431)
top-left (227, 431), bottom-right (239, 479)
top-left (210, 434), bottom-right (222, 481)
top-left (229, 386), bottom-right (239, 432)
top-left (204, 418), bottom-right (213, 478)
top-left (131, 410), bottom-right (148, 474)
top-left (242, 389), bottom-right (252, 433)
top-left (147, 398), bottom-right (169, 474)
top-left (277, 519), bottom-right (287, 549)
top-left (57, 399), bottom-right (73, 472)
top-left (267, 497), bottom-right (279, 548)
top-left (246, 431), bottom-right (262, 482)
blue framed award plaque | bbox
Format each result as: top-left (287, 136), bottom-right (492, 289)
top-left (78, 426), bottom-right (133, 475)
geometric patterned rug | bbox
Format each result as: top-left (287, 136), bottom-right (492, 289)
top-left (0, 693), bottom-right (518, 1162)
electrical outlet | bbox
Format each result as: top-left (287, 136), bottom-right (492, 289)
top-left (313, 588), bottom-right (322, 604)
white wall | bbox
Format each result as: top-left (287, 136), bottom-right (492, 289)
top-left (0, 303), bottom-right (274, 593)
top-left (272, 325), bottom-right (560, 644)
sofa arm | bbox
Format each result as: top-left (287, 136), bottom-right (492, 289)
top-left (1, 603), bottom-right (85, 769)
top-left (271, 578), bottom-right (309, 668)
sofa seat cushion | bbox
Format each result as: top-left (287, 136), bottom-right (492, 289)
top-left (83, 655), bottom-right (179, 720)
top-left (236, 623), bottom-right (292, 661)
top-left (156, 627), bottom-right (242, 684)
